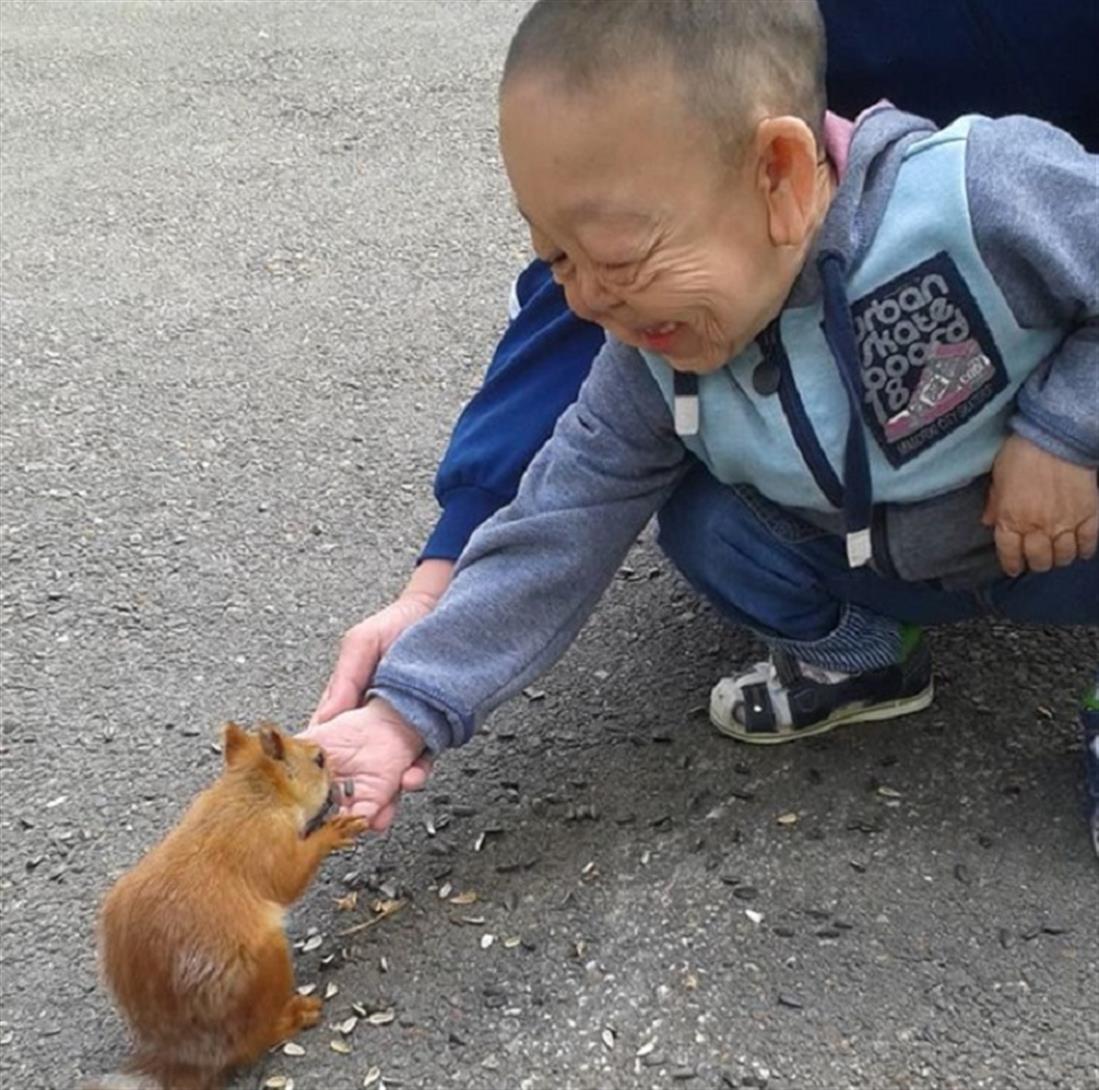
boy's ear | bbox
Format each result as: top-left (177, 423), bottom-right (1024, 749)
top-left (222, 722), bottom-right (251, 767)
top-left (754, 116), bottom-right (823, 248)
top-left (258, 723), bottom-right (286, 762)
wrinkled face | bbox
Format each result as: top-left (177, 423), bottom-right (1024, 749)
top-left (500, 69), bottom-right (800, 372)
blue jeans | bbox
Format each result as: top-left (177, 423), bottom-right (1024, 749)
top-left (657, 465), bottom-right (1099, 674)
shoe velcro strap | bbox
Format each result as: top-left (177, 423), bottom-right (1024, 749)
top-left (771, 649), bottom-right (802, 688)
top-left (740, 681), bottom-right (777, 733)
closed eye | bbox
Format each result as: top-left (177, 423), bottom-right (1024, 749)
top-left (314, 750), bottom-right (326, 769)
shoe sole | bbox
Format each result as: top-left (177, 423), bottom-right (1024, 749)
top-left (710, 680), bottom-right (935, 745)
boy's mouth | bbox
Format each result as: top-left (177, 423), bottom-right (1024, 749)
top-left (640, 321), bottom-right (682, 352)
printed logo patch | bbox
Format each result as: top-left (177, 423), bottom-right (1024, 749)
top-left (849, 251), bottom-right (1006, 466)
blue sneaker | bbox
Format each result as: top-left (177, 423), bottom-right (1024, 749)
top-left (1082, 672), bottom-right (1099, 859)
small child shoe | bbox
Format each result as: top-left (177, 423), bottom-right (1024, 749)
top-left (710, 634), bottom-right (934, 744)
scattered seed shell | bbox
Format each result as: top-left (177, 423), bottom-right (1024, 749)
top-left (602, 1028), bottom-right (615, 1050)
top-left (264, 1078), bottom-right (291, 1089)
top-left (282, 1042), bottom-right (305, 1056)
top-left (324, 982), bottom-right (339, 1000)
top-left (636, 1041), bottom-right (656, 1057)
top-left (777, 812), bottom-right (799, 825)
top-left (296, 984), bottom-right (316, 997)
top-left (302, 935), bottom-right (323, 953)
top-left (438, 882), bottom-right (453, 900)
top-left (504, 936), bottom-right (522, 948)
top-left (876, 786), bottom-right (903, 798)
top-left (338, 1016), bottom-right (358, 1036)
top-left (481, 933), bottom-right (496, 949)
top-left (363, 1069), bottom-right (381, 1087)
top-left (449, 890), bottom-right (478, 906)
top-left (367, 1009), bottom-right (396, 1026)
top-left (474, 832), bottom-right (486, 852)
top-left (745, 909), bottom-right (764, 924)
top-left (330, 1039), bottom-right (352, 1055)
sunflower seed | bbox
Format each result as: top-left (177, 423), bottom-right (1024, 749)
top-left (263, 1078), bottom-right (291, 1089)
top-left (282, 1042), bottom-right (305, 1056)
top-left (363, 1069), bottom-right (381, 1087)
top-left (367, 1009), bottom-right (395, 1026)
top-left (522, 687), bottom-right (546, 701)
top-left (379, 956), bottom-right (389, 973)
top-left (636, 1040), bottom-right (656, 1057)
top-left (481, 933), bottom-right (496, 949)
top-left (302, 935), bottom-right (323, 953)
top-left (330, 1039), bottom-right (352, 1055)
top-left (474, 832), bottom-right (486, 852)
top-left (425, 816), bottom-right (436, 837)
top-left (745, 909), bottom-right (764, 925)
top-left (504, 936), bottom-right (522, 948)
top-left (324, 982), bottom-right (339, 1000)
top-left (876, 786), bottom-right (903, 799)
top-left (438, 882), bottom-right (453, 900)
top-left (449, 890), bottom-right (478, 906)
top-left (296, 983), bottom-right (317, 997)
top-left (338, 1016), bottom-right (358, 1036)
top-left (778, 992), bottom-right (804, 1009)
top-left (601, 1028), bottom-right (615, 1050)
top-left (352, 1002), bottom-right (368, 1017)
top-left (776, 812), bottom-right (798, 826)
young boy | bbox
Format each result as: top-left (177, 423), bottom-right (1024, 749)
top-left (306, 0), bottom-right (1098, 833)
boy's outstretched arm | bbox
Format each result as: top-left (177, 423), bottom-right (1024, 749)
top-left (966, 116), bottom-right (1099, 575)
top-left (310, 337), bottom-right (687, 825)
top-left (310, 262), bottom-right (602, 728)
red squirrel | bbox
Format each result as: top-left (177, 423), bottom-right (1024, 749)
top-left (83, 722), bottom-right (365, 1090)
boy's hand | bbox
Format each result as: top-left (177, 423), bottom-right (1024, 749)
top-left (302, 699), bottom-right (429, 831)
top-left (983, 434), bottom-right (1099, 577)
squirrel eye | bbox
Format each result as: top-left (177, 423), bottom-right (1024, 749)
top-left (314, 751), bottom-right (326, 769)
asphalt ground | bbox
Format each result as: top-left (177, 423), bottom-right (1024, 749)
top-left (1, 3), bottom-right (1096, 1089)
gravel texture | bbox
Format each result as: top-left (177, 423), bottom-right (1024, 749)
top-left (1, 4), bottom-right (1097, 1089)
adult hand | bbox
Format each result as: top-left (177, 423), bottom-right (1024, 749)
top-left (302, 698), bottom-right (427, 830)
top-left (311, 559), bottom-right (454, 725)
top-left (983, 434), bottom-right (1099, 577)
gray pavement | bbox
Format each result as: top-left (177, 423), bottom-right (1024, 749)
top-left (1, 3), bottom-right (1096, 1089)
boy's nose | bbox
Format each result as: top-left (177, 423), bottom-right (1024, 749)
top-left (568, 265), bottom-right (620, 323)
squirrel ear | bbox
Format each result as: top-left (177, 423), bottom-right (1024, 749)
top-left (222, 722), bottom-right (250, 766)
top-left (258, 724), bottom-right (286, 762)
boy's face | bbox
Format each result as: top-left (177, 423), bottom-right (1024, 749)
top-left (500, 68), bottom-right (809, 372)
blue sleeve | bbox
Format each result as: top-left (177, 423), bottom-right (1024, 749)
top-left (421, 260), bottom-right (605, 561)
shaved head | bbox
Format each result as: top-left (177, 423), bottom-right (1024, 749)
top-left (502, 0), bottom-right (827, 159)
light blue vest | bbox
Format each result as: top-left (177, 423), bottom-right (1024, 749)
top-left (643, 118), bottom-right (1062, 514)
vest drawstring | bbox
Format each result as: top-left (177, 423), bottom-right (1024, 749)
top-left (818, 250), bottom-right (874, 567)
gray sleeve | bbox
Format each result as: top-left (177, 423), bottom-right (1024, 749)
top-left (966, 115), bottom-right (1099, 467)
top-left (371, 337), bottom-right (688, 752)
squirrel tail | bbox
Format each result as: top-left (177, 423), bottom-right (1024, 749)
top-left (78, 1076), bottom-right (160, 1090)
top-left (79, 1062), bottom-right (219, 1090)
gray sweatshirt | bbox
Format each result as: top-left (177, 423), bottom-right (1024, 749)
top-left (373, 110), bottom-right (1098, 753)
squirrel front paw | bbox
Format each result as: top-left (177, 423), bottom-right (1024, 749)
top-left (321, 814), bottom-right (368, 850)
